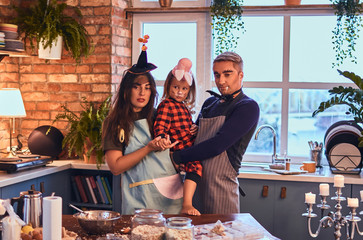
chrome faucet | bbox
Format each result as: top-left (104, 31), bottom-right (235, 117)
top-left (254, 125), bottom-right (278, 163)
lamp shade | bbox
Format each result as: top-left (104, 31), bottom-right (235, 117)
top-left (0, 88), bottom-right (26, 118)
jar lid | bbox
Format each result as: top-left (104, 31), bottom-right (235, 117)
top-left (166, 217), bottom-right (193, 228)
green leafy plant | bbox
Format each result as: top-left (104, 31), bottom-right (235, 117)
top-left (13, 0), bottom-right (92, 63)
top-left (312, 70), bottom-right (363, 146)
top-left (330, 0), bottom-right (363, 67)
top-left (49, 96), bottom-right (112, 168)
top-left (210, 0), bottom-right (245, 55)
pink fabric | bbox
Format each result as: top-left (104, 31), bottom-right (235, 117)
top-left (153, 174), bottom-right (183, 199)
top-left (172, 58), bottom-right (193, 86)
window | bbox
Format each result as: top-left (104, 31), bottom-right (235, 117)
top-left (132, 4), bottom-right (363, 164)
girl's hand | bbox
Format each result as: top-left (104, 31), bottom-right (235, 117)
top-left (158, 135), bottom-right (179, 150)
top-left (190, 124), bottom-right (198, 135)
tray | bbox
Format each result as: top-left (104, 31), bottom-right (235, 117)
top-left (264, 168), bottom-right (308, 175)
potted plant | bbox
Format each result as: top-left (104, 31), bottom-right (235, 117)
top-left (330, 0), bottom-right (363, 67)
top-left (210, 0), bottom-right (245, 55)
top-left (48, 96), bottom-right (112, 168)
top-left (12, 0), bottom-right (92, 63)
top-left (312, 70), bottom-right (363, 146)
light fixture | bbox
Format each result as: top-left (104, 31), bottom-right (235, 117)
top-left (0, 88), bottom-right (26, 158)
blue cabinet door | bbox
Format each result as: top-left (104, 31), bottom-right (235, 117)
top-left (37, 170), bottom-right (72, 214)
top-left (1, 179), bottom-right (37, 199)
top-left (239, 178), bottom-right (275, 234)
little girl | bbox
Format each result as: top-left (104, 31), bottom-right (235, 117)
top-left (153, 58), bottom-right (202, 216)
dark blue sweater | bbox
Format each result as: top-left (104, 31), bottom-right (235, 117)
top-left (172, 91), bottom-right (260, 173)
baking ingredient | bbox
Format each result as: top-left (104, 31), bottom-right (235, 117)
top-left (131, 225), bottom-right (165, 240)
top-left (165, 228), bottom-right (193, 240)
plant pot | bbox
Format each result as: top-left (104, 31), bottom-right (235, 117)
top-left (38, 36), bottom-right (62, 60)
top-left (284, 0), bottom-right (301, 5)
top-left (159, 0), bottom-right (173, 7)
top-left (83, 138), bottom-right (97, 164)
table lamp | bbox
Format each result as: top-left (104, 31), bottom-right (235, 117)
top-left (0, 88), bottom-right (26, 158)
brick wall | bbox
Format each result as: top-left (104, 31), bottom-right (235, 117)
top-left (0, 0), bottom-right (131, 157)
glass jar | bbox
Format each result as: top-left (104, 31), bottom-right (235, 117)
top-left (165, 217), bottom-right (194, 240)
top-left (131, 209), bottom-right (166, 240)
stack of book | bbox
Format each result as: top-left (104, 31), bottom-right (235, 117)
top-left (70, 175), bottom-right (113, 205)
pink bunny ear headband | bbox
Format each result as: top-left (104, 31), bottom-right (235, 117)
top-left (172, 58), bottom-right (193, 86)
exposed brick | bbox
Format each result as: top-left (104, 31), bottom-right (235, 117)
top-left (49, 74), bottom-right (78, 83)
top-left (24, 102), bottom-right (37, 111)
top-left (80, 0), bottom-right (111, 7)
top-left (6, 63), bottom-right (18, 72)
top-left (92, 83), bottom-right (111, 92)
top-left (19, 65), bottom-right (32, 73)
top-left (80, 93), bottom-right (110, 102)
top-left (1, 73), bottom-right (18, 82)
top-left (85, 25), bottom-right (97, 35)
top-left (21, 74), bottom-right (47, 82)
top-left (20, 83), bottom-right (33, 92)
top-left (21, 120), bottom-right (39, 129)
top-left (49, 93), bottom-right (80, 102)
top-left (33, 64), bottom-right (63, 73)
top-left (26, 111), bottom-right (50, 120)
top-left (99, 25), bottom-right (111, 35)
top-left (23, 92), bottom-right (49, 102)
top-left (48, 83), bottom-right (62, 92)
top-left (37, 102), bottom-right (63, 111)
top-left (93, 64), bottom-right (111, 73)
top-left (81, 74), bottom-right (110, 83)
top-left (94, 45), bottom-right (111, 55)
top-left (64, 65), bottom-right (90, 74)
top-left (83, 16), bottom-right (110, 25)
top-left (94, 6), bottom-right (111, 15)
top-left (62, 83), bottom-right (92, 92)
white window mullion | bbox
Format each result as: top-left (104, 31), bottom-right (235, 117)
top-left (280, 15), bottom-right (291, 156)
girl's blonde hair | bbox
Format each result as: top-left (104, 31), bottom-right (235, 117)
top-left (162, 70), bottom-right (196, 113)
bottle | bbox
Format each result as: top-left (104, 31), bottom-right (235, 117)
top-left (165, 217), bottom-right (194, 240)
top-left (131, 209), bottom-right (166, 240)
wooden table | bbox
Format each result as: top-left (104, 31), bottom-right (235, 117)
top-left (63, 213), bottom-right (278, 239)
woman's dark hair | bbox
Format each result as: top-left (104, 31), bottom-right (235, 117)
top-left (102, 71), bottom-right (157, 147)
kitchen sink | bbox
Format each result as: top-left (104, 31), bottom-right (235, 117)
top-left (239, 162), bottom-right (270, 172)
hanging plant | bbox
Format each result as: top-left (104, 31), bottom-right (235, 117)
top-left (12, 0), bottom-right (93, 63)
top-left (330, 0), bottom-right (363, 67)
top-left (210, 0), bottom-right (245, 55)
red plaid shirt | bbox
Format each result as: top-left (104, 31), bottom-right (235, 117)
top-left (154, 98), bottom-right (195, 151)
top-left (154, 98), bottom-right (202, 178)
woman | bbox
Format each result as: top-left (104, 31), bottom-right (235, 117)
top-left (102, 36), bottom-right (183, 214)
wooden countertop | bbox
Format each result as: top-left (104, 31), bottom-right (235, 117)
top-left (62, 213), bottom-right (278, 239)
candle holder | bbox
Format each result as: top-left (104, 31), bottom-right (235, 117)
top-left (303, 187), bottom-right (363, 239)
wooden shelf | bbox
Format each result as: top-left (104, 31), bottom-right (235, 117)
top-left (0, 50), bottom-right (29, 62)
top-left (125, 4), bottom-right (335, 15)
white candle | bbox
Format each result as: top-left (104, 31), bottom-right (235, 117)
top-left (319, 183), bottom-right (329, 196)
top-left (360, 190), bottom-right (363, 202)
top-left (334, 175), bottom-right (344, 187)
top-left (347, 197), bottom-right (359, 208)
top-left (305, 192), bottom-right (316, 204)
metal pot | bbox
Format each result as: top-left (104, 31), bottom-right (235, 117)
top-left (73, 210), bottom-right (121, 235)
top-left (11, 190), bottom-right (42, 227)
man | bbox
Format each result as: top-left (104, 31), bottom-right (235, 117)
top-left (172, 52), bottom-right (260, 214)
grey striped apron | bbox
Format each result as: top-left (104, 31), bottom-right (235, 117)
top-left (193, 115), bottom-right (240, 214)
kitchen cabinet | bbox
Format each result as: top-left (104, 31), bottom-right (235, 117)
top-left (37, 170), bottom-right (72, 214)
top-left (239, 179), bottom-right (351, 240)
top-left (0, 178), bottom-right (37, 199)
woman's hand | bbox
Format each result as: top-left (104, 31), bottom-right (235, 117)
top-left (190, 124), bottom-right (198, 135)
top-left (156, 135), bottom-right (179, 151)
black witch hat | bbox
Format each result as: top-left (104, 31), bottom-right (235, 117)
top-left (128, 35), bottom-right (157, 74)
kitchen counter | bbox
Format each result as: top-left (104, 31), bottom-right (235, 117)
top-left (239, 162), bottom-right (363, 185)
top-left (0, 160), bottom-right (362, 188)
top-left (62, 213), bottom-right (279, 239)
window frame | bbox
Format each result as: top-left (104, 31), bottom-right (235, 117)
top-left (132, 6), bottom-right (360, 164)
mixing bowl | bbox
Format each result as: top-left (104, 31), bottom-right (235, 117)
top-left (73, 210), bottom-right (121, 235)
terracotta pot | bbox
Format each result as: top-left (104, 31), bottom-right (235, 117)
top-left (83, 138), bottom-right (97, 164)
top-left (284, 0), bottom-right (301, 5)
top-left (159, 0), bottom-right (173, 7)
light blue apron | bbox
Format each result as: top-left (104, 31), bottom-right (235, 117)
top-left (121, 119), bottom-right (183, 214)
